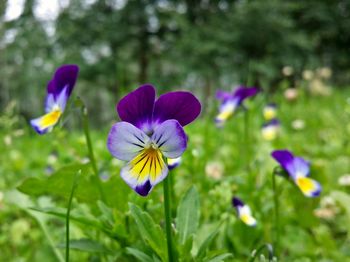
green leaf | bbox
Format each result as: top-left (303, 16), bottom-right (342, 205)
top-left (126, 247), bottom-right (153, 262)
top-left (196, 224), bottom-right (221, 260)
top-left (129, 203), bottom-right (167, 261)
top-left (30, 207), bottom-right (102, 230)
top-left (17, 164), bottom-right (99, 204)
top-left (102, 175), bottom-right (131, 211)
top-left (176, 186), bottom-right (200, 244)
top-left (178, 234), bottom-right (194, 260)
top-left (57, 239), bottom-right (110, 253)
top-left (204, 253), bottom-right (233, 262)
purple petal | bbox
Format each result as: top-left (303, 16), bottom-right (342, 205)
top-left (293, 157), bottom-right (310, 177)
top-left (271, 150), bottom-right (296, 177)
top-left (262, 119), bottom-right (280, 128)
top-left (107, 121), bottom-right (150, 161)
top-left (151, 120), bottom-right (187, 159)
top-left (135, 181), bottom-right (152, 196)
top-left (167, 157), bottom-right (182, 170)
top-left (117, 84), bottom-right (155, 132)
top-left (153, 91), bottom-right (201, 127)
top-left (47, 65), bottom-right (79, 97)
top-left (232, 197), bottom-right (244, 208)
top-left (216, 90), bottom-right (232, 102)
top-left (233, 86), bottom-right (259, 105)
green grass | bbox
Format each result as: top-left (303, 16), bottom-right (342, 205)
top-left (1, 89), bottom-right (350, 261)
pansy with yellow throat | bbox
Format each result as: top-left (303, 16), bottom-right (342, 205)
top-left (107, 84), bottom-right (201, 196)
top-left (271, 150), bottom-right (321, 197)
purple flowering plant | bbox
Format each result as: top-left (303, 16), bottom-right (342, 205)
top-left (232, 197), bottom-right (257, 226)
top-left (107, 84), bottom-right (201, 196)
top-left (215, 86), bottom-right (258, 125)
top-left (30, 65), bottom-right (79, 134)
top-left (272, 150), bottom-right (322, 197)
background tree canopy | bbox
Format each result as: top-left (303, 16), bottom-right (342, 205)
top-left (1, 0), bottom-right (350, 125)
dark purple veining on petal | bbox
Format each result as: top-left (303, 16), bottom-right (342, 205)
top-left (135, 180), bottom-right (152, 196)
top-left (153, 91), bottom-right (201, 127)
top-left (117, 84), bottom-right (155, 131)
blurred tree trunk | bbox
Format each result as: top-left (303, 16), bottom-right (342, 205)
top-left (138, 29), bottom-right (149, 83)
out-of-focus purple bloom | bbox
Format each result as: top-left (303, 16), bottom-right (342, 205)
top-left (107, 84), bottom-right (201, 196)
top-left (261, 119), bottom-right (280, 141)
top-left (271, 150), bottom-right (321, 197)
top-left (263, 103), bottom-right (277, 121)
top-left (30, 65), bottom-right (79, 134)
top-left (232, 197), bottom-right (257, 226)
top-left (167, 157), bottom-right (182, 170)
top-left (215, 86), bottom-right (258, 125)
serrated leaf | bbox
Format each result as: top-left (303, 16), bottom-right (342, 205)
top-left (129, 203), bottom-right (167, 261)
top-left (57, 239), bottom-right (110, 253)
top-left (126, 247), bottom-right (153, 262)
top-left (176, 186), bottom-right (200, 245)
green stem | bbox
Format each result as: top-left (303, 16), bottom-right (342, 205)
top-left (169, 172), bottom-right (176, 216)
top-left (243, 110), bottom-right (251, 174)
top-left (66, 170), bottom-right (80, 262)
top-left (163, 175), bottom-right (174, 262)
top-left (81, 105), bottom-right (106, 202)
top-left (272, 173), bottom-right (279, 255)
top-left (34, 213), bottom-right (65, 262)
top-left (249, 243), bottom-right (274, 262)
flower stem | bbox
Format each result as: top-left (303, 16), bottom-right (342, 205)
top-left (81, 104), bottom-right (106, 203)
top-left (163, 175), bottom-right (174, 262)
top-left (243, 110), bottom-right (251, 175)
top-left (272, 173), bottom-right (279, 255)
top-left (66, 170), bottom-right (80, 262)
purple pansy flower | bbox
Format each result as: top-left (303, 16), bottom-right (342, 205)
top-left (232, 197), bottom-right (257, 226)
top-left (107, 84), bottom-right (201, 196)
top-left (215, 86), bottom-right (258, 125)
top-left (261, 119), bottom-right (280, 141)
top-left (271, 150), bottom-right (322, 197)
top-left (30, 65), bottom-right (79, 134)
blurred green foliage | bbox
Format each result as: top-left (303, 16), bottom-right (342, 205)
top-left (1, 0), bottom-right (350, 125)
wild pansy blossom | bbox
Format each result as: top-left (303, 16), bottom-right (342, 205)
top-left (215, 86), bottom-right (258, 125)
top-left (232, 197), bottom-right (257, 226)
top-left (167, 157), bottom-right (182, 170)
top-left (271, 150), bottom-right (321, 197)
top-left (261, 119), bottom-right (280, 141)
top-left (107, 84), bottom-right (201, 196)
top-left (30, 65), bottom-right (79, 134)
top-left (263, 103), bottom-right (277, 121)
